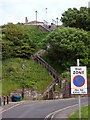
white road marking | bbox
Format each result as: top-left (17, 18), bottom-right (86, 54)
top-left (45, 101), bottom-right (88, 119)
top-left (45, 104), bottom-right (78, 119)
top-left (0, 103), bottom-right (20, 114)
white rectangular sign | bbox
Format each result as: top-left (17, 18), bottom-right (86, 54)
top-left (71, 66), bottom-right (87, 94)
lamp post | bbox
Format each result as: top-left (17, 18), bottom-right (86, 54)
top-left (56, 17), bottom-right (59, 27)
top-left (35, 11), bottom-right (37, 25)
top-left (47, 43), bottom-right (50, 72)
top-left (47, 43), bottom-right (50, 100)
top-left (22, 60), bottom-right (25, 99)
top-left (45, 8), bottom-right (48, 26)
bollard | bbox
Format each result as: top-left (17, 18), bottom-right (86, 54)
top-left (0, 98), bottom-right (1, 106)
top-left (7, 96), bottom-right (9, 104)
top-left (3, 96), bottom-right (5, 105)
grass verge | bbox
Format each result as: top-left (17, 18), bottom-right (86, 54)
top-left (69, 105), bottom-right (90, 119)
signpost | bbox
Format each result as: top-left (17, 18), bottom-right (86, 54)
top-left (71, 59), bottom-right (87, 120)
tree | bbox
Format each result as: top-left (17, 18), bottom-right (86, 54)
top-left (5, 23), bottom-right (29, 46)
top-left (42, 27), bottom-right (89, 70)
top-left (2, 23), bottom-right (34, 59)
top-left (60, 7), bottom-right (90, 31)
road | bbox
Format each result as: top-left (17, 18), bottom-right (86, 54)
top-left (1, 97), bottom-right (88, 119)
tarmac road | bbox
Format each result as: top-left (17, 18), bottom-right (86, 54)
top-left (1, 97), bottom-right (88, 119)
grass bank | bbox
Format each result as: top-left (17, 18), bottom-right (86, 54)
top-left (2, 58), bottom-right (52, 96)
top-left (69, 105), bottom-right (90, 119)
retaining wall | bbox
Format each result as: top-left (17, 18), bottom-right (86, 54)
top-left (61, 79), bottom-right (90, 98)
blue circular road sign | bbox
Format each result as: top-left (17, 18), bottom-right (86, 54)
top-left (73, 75), bottom-right (85, 87)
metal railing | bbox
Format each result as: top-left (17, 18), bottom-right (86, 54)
top-left (32, 52), bottom-right (60, 99)
top-left (34, 55), bottom-right (60, 81)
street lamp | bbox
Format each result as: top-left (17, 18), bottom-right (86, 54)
top-left (22, 60), bottom-right (25, 99)
top-left (56, 17), bottom-right (59, 27)
top-left (47, 43), bottom-right (50, 72)
top-left (45, 8), bottom-right (48, 26)
top-left (35, 11), bottom-right (38, 25)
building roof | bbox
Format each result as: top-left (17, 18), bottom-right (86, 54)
top-left (25, 20), bottom-right (44, 24)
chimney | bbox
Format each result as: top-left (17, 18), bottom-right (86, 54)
top-left (25, 17), bottom-right (28, 23)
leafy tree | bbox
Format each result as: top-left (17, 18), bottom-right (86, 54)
top-left (42, 27), bottom-right (89, 71)
top-left (2, 23), bottom-right (48, 59)
top-left (60, 7), bottom-right (90, 31)
top-left (5, 23), bottom-right (29, 45)
top-left (2, 23), bottom-right (35, 59)
top-left (2, 40), bottom-right (15, 58)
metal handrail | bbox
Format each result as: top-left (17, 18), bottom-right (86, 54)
top-left (35, 56), bottom-right (60, 79)
top-left (32, 50), bottom-right (60, 99)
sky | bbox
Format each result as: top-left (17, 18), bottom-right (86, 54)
top-left (0, 0), bottom-right (89, 25)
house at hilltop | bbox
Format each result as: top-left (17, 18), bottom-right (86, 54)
top-left (24, 17), bottom-right (57, 32)
top-left (24, 17), bottom-right (44, 26)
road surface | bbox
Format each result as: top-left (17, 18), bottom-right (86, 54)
top-left (1, 97), bottom-right (88, 119)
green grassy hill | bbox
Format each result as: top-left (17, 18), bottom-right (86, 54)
top-left (2, 24), bottom-right (49, 59)
top-left (2, 58), bottom-right (52, 96)
top-left (23, 25), bottom-right (49, 52)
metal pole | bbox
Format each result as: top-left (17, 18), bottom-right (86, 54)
top-left (35, 11), bottom-right (37, 25)
top-left (0, 97), bottom-right (1, 106)
top-left (7, 96), bottom-right (9, 104)
top-left (56, 17), bottom-right (58, 27)
top-left (22, 60), bottom-right (25, 99)
top-left (48, 49), bottom-right (49, 72)
top-left (77, 59), bottom-right (79, 66)
top-left (52, 86), bottom-right (54, 100)
top-left (45, 8), bottom-right (47, 25)
top-left (47, 43), bottom-right (50, 73)
top-left (79, 95), bottom-right (81, 120)
top-left (48, 89), bottom-right (49, 100)
top-left (3, 96), bottom-right (5, 106)
top-left (77, 59), bottom-right (81, 120)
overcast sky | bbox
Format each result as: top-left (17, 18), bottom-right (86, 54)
top-left (0, 0), bottom-right (89, 25)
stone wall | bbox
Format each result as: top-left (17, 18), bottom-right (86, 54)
top-left (9, 88), bottom-right (43, 100)
top-left (61, 79), bottom-right (71, 98)
top-left (61, 79), bottom-right (90, 98)
top-left (38, 25), bottom-right (50, 32)
top-left (8, 80), bottom-right (90, 100)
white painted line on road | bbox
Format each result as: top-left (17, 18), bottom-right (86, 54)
top-left (0, 100), bottom-right (42, 114)
top-left (44, 104), bottom-right (78, 120)
top-left (51, 104), bottom-right (79, 119)
top-left (0, 103), bottom-right (20, 114)
top-left (51, 102), bottom-right (88, 119)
